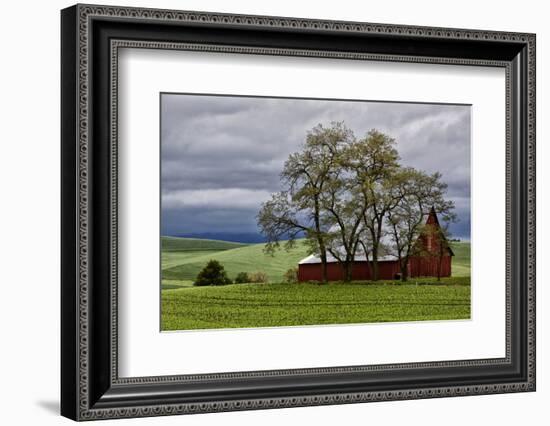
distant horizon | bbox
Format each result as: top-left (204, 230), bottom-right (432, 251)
top-left (162, 232), bottom-right (472, 245)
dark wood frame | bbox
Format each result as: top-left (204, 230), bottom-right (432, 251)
top-left (61, 4), bottom-right (536, 421)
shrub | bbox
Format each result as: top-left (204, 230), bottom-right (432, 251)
top-left (194, 260), bottom-right (232, 286)
top-left (283, 267), bottom-right (298, 283)
top-left (249, 271), bottom-right (268, 283)
top-left (234, 272), bottom-right (251, 284)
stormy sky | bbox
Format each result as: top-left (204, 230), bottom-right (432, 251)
top-left (161, 94), bottom-right (471, 240)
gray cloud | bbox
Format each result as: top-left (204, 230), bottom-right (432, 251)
top-left (161, 94), bottom-right (471, 239)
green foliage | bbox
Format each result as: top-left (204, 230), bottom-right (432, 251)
top-left (257, 123), bottom-right (457, 282)
top-left (257, 122), bottom-right (358, 282)
top-left (234, 272), bottom-right (251, 284)
top-left (161, 277), bottom-right (471, 331)
top-left (249, 271), bottom-right (268, 283)
top-left (193, 260), bottom-right (232, 286)
top-left (283, 267), bottom-right (298, 283)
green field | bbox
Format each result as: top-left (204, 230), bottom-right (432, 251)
top-left (161, 236), bottom-right (246, 252)
top-left (161, 237), bottom-right (311, 287)
top-left (162, 278), bottom-right (470, 330)
top-left (449, 242), bottom-right (471, 277)
top-left (160, 237), bottom-right (471, 330)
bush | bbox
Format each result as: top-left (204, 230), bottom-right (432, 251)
top-left (283, 267), bottom-right (298, 283)
top-left (234, 272), bottom-right (251, 284)
top-left (249, 271), bottom-right (268, 283)
top-left (194, 260), bottom-right (232, 286)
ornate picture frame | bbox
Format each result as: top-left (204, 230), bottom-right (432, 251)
top-left (61, 4), bottom-right (535, 421)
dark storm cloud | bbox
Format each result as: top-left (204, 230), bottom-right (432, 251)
top-left (161, 94), bottom-right (471, 239)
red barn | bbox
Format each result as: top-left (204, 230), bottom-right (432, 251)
top-left (297, 208), bottom-right (454, 282)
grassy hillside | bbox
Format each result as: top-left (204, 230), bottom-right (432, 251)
top-left (162, 238), bottom-right (309, 284)
top-left (161, 236), bottom-right (245, 252)
top-left (162, 278), bottom-right (470, 330)
top-left (449, 241), bottom-right (470, 277)
top-left (161, 238), bottom-right (471, 286)
top-left (160, 237), bottom-right (471, 330)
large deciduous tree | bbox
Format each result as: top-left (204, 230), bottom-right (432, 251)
top-left (259, 123), bottom-right (456, 284)
top-left (321, 129), bottom-right (400, 281)
top-left (350, 130), bottom-right (401, 281)
top-left (257, 122), bottom-right (353, 283)
top-left (385, 170), bottom-right (456, 281)
top-left (321, 175), bottom-right (366, 282)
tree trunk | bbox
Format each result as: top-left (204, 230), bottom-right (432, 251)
top-left (317, 232), bottom-right (328, 283)
top-left (343, 258), bottom-right (353, 282)
top-left (371, 223), bottom-right (383, 281)
top-left (320, 251), bottom-right (328, 284)
top-left (400, 259), bottom-right (409, 282)
top-left (314, 197), bottom-right (328, 284)
top-left (371, 247), bottom-right (379, 281)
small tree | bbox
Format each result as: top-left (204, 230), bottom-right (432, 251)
top-left (283, 267), bottom-right (299, 283)
top-left (194, 260), bottom-right (232, 286)
top-left (234, 272), bottom-right (251, 284)
top-left (249, 271), bottom-right (268, 283)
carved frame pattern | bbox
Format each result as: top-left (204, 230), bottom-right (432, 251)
top-left (61, 3), bottom-right (536, 421)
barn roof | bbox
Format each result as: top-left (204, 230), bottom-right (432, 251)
top-left (298, 229), bottom-right (398, 265)
top-left (298, 252), bottom-right (397, 265)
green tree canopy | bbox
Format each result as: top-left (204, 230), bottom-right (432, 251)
top-left (258, 123), bottom-right (456, 282)
top-left (194, 260), bottom-right (232, 286)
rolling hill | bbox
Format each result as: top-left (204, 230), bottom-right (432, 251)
top-left (160, 237), bottom-right (471, 330)
top-left (161, 236), bottom-right (246, 252)
top-left (449, 241), bottom-right (470, 277)
top-left (162, 238), bottom-right (309, 283)
top-left (161, 237), bottom-right (470, 285)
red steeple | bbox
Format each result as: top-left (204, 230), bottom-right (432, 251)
top-left (426, 206), bottom-right (440, 226)
top-left (422, 206), bottom-right (454, 256)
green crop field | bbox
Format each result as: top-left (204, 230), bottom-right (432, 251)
top-left (160, 237), bottom-right (471, 330)
top-left (162, 278), bottom-right (470, 330)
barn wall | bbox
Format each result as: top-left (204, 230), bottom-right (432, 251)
top-left (376, 261), bottom-right (401, 279)
top-left (409, 255), bottom-right (452, 278)
top-left (297, 209), bottom-right (456, 282)
top-left (298, 255), bottom-right (452, 282)
top-left (298, 261), bottom-right (401, 282)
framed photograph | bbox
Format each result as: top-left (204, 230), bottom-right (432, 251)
top-left (61, 4), bottom-right (536, 421)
